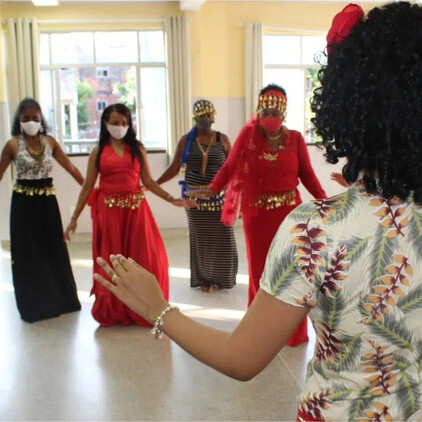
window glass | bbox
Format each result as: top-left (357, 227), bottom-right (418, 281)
top-left (39, 30), bottom-right (167, 154)
top-left (139, 31), bottom-right (165, 63)
top-left (95, 31), bottom-right (138, 64)
top-left (140, 67), bottom-right (167, 149)
top-left (263, 35), bottom-right (301, 65)
top-left (50, 32), bottom-right (94, 64)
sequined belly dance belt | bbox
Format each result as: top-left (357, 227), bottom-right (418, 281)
top-left (103, 189), bottom-right (145, 209)
top-left (13, 178), bottom-right (56, 196)
top-left (255, 190), bottom-right (296, 210)
top-left (180, 182), bottom-right (225, 211)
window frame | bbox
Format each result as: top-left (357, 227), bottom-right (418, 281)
top-left (262, 33), bottom-right (326, 145)
top-left (40, 29), bottom-right (168, 156)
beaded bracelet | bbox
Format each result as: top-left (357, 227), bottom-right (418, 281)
top-left (151, 304), bottom-right (179, 339)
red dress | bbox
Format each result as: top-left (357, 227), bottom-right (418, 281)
top-left (210, 128), bottom-right (326, 346)
top-left (89, 144), bottom-right (169, 326)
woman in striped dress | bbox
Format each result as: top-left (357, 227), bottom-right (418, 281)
top-left (157, 100), bottom-right (238, 292)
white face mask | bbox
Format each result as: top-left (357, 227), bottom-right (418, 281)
top-left (106, 124), bottom-right (129, 140)
top-left (21, 121), bottom-right (41, 136)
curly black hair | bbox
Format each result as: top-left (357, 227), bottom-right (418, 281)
top-left (311, 1), bottom-right (422, 203)
top-left (260, 84), bottom-right (287, 97)
top-left (96, 103), bottom-right (143, 170)
top-left (11, 97), bottom-right (49, 136)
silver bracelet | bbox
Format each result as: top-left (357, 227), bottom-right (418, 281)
top-left (151, 304), bottom-right (179, 339)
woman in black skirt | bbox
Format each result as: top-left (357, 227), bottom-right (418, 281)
top-left (156, 100), bottom-right (238, 292)
top-left (0, 98), bottom-right (84, 322)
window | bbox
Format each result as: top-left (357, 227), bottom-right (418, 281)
top-left (96, 67), bottom-right (109, 79)
top-left (96, 100), bottom-right (107, 112)
top-left (263, 35), bottom-right (326, 144)
top-left (40, 30), bottom-right (168, 154)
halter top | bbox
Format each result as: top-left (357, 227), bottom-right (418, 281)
top-left (14, 134), bottom-right (54, 180)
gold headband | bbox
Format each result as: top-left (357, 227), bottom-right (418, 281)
top-left (192, 102), bottom-right (216, 119)
top-left (256, 92), bottom-right (287, 115)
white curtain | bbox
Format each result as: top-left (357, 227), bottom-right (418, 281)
top-left (165, 16), bottom-right (191, 158)
top-left (244, 23), bottom-right (263, 121)
top-left (7, 18), bottom-right (40, 114)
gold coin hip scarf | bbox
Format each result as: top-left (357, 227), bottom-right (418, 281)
top-left (255, 190), bottom-right (296, 210)
top-left (104, 190), bottom-right (145, 209)
top-left (13, 183), bottom-right (56, 197)
top-left (186, 186), bottom-right (226, 211)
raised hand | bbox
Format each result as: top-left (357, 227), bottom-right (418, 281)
top-left (94, 255), bottom-right (168, 323)
top-left (331, 172), bottom-right (350, 188)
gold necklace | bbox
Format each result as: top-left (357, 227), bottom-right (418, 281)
top-left (262, 151), bottom-right (278, 162)
top-left (196, 133), bottom-right (215, 176)
top-left (266, 133), bottom-right (281, 141)
top-left (25, 136), bottom-right (45, 170)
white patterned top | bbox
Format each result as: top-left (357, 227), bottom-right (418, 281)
top-left (261, 185), bottom-right (422, 421)
top-left (14, 134), bottom-right (53, 180)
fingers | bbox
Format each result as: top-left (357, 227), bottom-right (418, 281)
top-left (115, 254), bottom-right (130, 272)
top-left (109, 254), bottom-right (128, 276)
top-left (127, 257), bottom-right (151, 276)
top-left (94, 272), bottom-right (118, 294)
top-left (96, 256), bottom-right (117, 280)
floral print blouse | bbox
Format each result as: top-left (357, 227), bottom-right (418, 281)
top-left (260, 185), bottom-right (422, 421)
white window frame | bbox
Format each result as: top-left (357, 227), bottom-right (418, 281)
top-left (40, 29), bottom-right (168, 154)
top-left (263, 33), bottom-right (325, 144)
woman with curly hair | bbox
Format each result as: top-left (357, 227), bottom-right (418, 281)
top-left (64, 104), bottom-right (193, 327)
top-left (94, 3), bottom-right (422, 420)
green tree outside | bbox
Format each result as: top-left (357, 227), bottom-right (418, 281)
top-left (77, 80), bottom-right (94, 130)
top-left (113, 67), bottom-right (136, 114)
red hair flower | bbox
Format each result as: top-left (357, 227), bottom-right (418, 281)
top-left (326, 3), bottom-right (364, 54)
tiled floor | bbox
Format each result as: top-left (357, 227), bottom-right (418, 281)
top-left (0, 228), bottom-right (315, 421)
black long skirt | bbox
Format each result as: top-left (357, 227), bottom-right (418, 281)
top-left (186, 208), bottom-right (238, 289)
top-left (10, 178), bottom-right (81, 322)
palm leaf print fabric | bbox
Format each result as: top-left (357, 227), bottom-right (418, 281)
top-left (260, 186), bottom-right (422, 420)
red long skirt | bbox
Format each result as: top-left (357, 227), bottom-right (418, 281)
top-left (243, 203), bottom-right (308, 347)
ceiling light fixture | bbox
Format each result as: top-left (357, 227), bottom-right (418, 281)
top-left (32, 0), bottom-right (60, 6)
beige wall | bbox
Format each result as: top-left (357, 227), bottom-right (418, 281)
top-left (0, 0), bottom-right (381, 99)
top-left (0, 0), bottom-right (382, 239)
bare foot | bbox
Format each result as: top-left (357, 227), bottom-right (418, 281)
top-left (200, 285), bottom-right (213, 293)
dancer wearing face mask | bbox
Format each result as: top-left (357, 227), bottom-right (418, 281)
top-left (0, 97), bottom-right (83, 322)
top-left (188, 85), bottom-right (327, 346)
top-left (64, 104), bottom-right (194, 326)
top-left (156, 100), bottom-right (238, 292)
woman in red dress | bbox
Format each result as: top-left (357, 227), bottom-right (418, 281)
top-left (64, 104), bottom-right (191, 326)
top-left (189, 85), bottom-right (326, 345)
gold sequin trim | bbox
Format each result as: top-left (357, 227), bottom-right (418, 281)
top-left (104, 190), bottom-right (144, 209)
top-left (13, 183), bottom-right (56, 196)
top-left (256, 93), bottom-right (287, 115)
top-left (192, 101), bottom-right (216, 119)
top-left (255, 190), bottom-right (296, 210)
top-left (187, 186), bottom-right (226, 212)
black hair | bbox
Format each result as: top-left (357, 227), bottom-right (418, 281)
top-left (311, 1), bottom-right (422, 203)
top-left (11, 97), bottom-right (49, 136)
top-left (259, 84), bottom-right (287, 97)
top-left (96, 103), bottom-right (143, 170)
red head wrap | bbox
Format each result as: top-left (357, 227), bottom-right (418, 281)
top-left (326, 4), bottom-right (364, 54)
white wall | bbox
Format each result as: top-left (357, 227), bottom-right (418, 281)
top-left (0, 98), bottom-right (345, 241)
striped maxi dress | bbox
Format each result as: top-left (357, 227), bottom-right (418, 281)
top-left (184, 132), bottom-right (238, 289)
